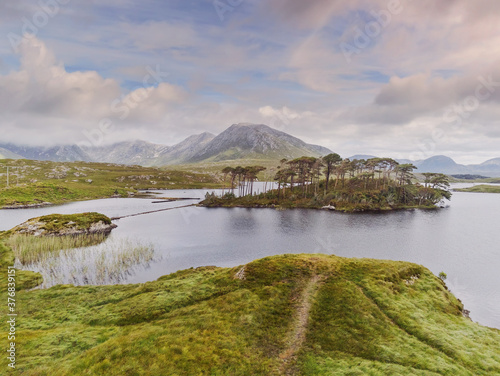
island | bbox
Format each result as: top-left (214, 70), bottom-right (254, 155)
top-left (201, 156), bottom-right (452, 212)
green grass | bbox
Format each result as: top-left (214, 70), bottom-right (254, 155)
top-left (0, 159), bottom-right (223, 208)
top-left (455, 184), bottom-right (500, 193)
top-left (0, 238), bottom-right (499, 375)
top-left (0, 239), bottom-right (42, 291)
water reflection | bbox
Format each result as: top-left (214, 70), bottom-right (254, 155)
top-left (228, 209), bottom-right (258, 233)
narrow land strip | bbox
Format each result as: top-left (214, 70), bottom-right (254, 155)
top-left (111, 204), bottom-right (196, 220)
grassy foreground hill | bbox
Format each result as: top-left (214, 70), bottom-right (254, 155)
top-left (1, 247), bottom-right (499, 375)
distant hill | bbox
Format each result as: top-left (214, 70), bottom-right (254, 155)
top-left (0, 144), bottom-right (92, 162)
top-left (413, 155), bottom-right (500, 176)
top-left (414, 155), bottom-right (468, 174)
top-left (480, 157), bottom-right (500, 167)
top-left (350, 154), bottom-right (500, 177)
top-left (0, 147), bottom-right (23, 160)
top-left (347, 154), bottom-right (377, 160)
top-left (82, 140), bottom-right (170, 166)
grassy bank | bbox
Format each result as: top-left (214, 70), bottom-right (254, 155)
top-left (1, 240), bottom-right (499, 374)
top-left (455, 184), bottom-right (500, 193)
top-left (0, 159), bottom-right (223, 208)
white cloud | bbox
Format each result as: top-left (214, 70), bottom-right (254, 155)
top-left (0, 36), bottom-right (187, 146)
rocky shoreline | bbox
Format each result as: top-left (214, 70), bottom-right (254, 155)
top-left (1, 202), bottom-right (53, 210)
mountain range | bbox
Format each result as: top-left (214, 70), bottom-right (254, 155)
top-left (1, 123), bottom-right (499, 176)
top-left (0, 123), bottom-right (330, 167)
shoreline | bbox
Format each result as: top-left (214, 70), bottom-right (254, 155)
top-left (199, 202), bottom-right (441, 213)
top-left (0, 187), bottom-right (214, 210)
top-left (1, 202), bottom-right (54, 210)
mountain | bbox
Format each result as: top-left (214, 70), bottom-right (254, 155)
top-left (0, 147), bottom-right (23, 160)
top-left (152, 132), bottom-right (215, 165)
top-left (0, 144), bottom-right (92, 162)
top-left (188, 123), bottom-right (331, 162)
top-left (413, 155), bottom-right (469, 174)
top-left (413, 155), bottom-right (500, 176)
top-left (81, 133), bottom-right (215, 166)
top-left (479, 157), bottom-right (500, 168)
top-left (82, 140), bottom-right (170, 166)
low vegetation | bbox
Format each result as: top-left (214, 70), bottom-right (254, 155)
top-left (0, 159), bottom-right (223, 208)
top-left (0, 245), bottom-right (499, 375)
top-left (202, 155), bottom-right (452, 211)
top-left (455, 184), bottom-right (500, 193)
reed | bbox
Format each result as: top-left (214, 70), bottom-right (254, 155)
top-left (7, 233), bottom-right (108, 264)
top-left (12, 235), bottom-right (158, 288)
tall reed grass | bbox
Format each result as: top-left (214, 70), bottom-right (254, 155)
top-left (8, 233), bottom-right (107, 264)
top-left (11, 235), bottom-right (158, 288)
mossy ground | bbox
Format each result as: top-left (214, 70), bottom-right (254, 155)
top-left (1, 237), bottom-right (499, 375)
top-left (24, 213), bottom-right (111, 232)
top-left (0, 159), bottom-right (223, 208)
top-left (5, 212), bottom-right (114, 239)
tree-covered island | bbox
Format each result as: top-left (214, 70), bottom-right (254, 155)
top-left (201, 155), bottom-right (452, 212)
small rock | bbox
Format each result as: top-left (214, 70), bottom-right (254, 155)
top-left (321, 205), bottom-right (336, 210)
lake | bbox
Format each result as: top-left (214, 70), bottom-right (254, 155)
top-left (1, 184), bottom-right (499, 329)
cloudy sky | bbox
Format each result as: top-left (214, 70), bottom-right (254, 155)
top-left (1, 0), bottom-right (499, 163)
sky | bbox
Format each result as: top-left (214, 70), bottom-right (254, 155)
top-left (0, 0), bottom-right (499, 164)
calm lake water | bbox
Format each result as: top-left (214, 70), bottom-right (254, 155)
top-left (1, 184), bottom-right (499, 329)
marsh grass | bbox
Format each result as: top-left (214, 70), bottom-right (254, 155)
top-left (8, 233), bottom-right (108, 264)
top-left (12, 236), bottom-right (158, 288)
